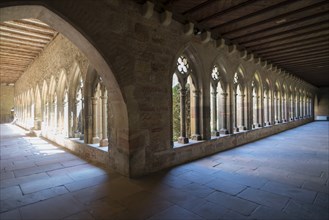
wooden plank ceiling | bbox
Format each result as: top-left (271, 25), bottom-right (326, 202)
top-left (0, 18), bottom-right (57, 84)
top-left (136, 0), bottom-right (329, 87)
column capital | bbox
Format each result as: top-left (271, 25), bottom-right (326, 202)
top-left (221, 92), bottom-right (228, 96)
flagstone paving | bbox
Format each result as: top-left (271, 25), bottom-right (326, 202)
top-left (0, 122), bottom-right (328, 219)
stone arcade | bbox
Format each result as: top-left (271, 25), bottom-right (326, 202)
top-left (0, 1), bottom-right (328, 219)
top-left (0, 1), bottom-right (323, 178)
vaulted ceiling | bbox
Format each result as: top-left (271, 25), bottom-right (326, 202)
top-left (136, 0), bottom-right (329, 87)
top-left (0, 18), bottom-right (57, 84)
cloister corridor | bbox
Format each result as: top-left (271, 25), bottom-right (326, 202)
top-left (0, 122), bottom-right (328, 220)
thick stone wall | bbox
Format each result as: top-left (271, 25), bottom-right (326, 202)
top-left (0, 85), bottom-right (14, 123)
top-left (2, 0), bottom-right (318, 177)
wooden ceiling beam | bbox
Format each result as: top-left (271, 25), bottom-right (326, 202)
top-left (231, 11), bottom-right (329, 42)
top-left (198, 0), bottom-right (264, 24)
top-left (0, 41), bottom-right (44, 51)
top-left (0, 36), bottom-right (47, 47)
top-left (0, 68), bottom-right (23, 73)
top-left (181, 0), bottom-right (217, 15)
top-left (264, 50), bottom-right (329, 61)
top-left (244, 27), bottom-right (329, 48)
top-left (0, 25), bottom-right (54, 40)
top-left (20, 18), bottom-right (51, 28)
top-left (3, 20), bottom-right (56, 35)
top-left (0, 45), bottom-right (41, 54)
top-left (217, 1), bottom-right (329, 36)
top-left (1, 66), bottom-right (28, 72)
top-left (258, 41), bottom-right (329, 57)
top-left (0, 48), bottom-right (39, 57)
top-left (271, 51), bottom-right (329, 63)
top-left (252, 34), bottom-right (329, 53)
top-left (0, 22), bottom-right (56, 38)
top-left (0, 56), bottom-right (33, 63)
top-left (0, 77), bottom-right (21, 80)
top-left (0, 33), bottom-right (49, 45)
top-left (0, 30), bottom-right (53, 43)
top-left (281, 61), bottom-right (329, 67)
top-left (275, 56), bottom-right (329, 64)
top-left (211, 0), bottom-right (297, 31)
top-left (242, 23), bottom-right (329, 47)
top-left (0, 59), bottom-right (30, 65)
top-left (0, 52), bottom-right (35, 59)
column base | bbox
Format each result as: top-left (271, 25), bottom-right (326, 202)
top-left (239, 126), bottom-right (246, 131)
top-left (211, 130), bottom-right (220, 136)
top-left (34, 120), bottom-right (42, 130)
top-left (234, 127), bottom-right (239, 132)
top-left (99, 138), bottom-right (108, 147)
top-left (79, 134), bottom-right (84, 140)
top-left (220, 129), bottom-right (229, 134)
top-left (191, 134), bottom-right (202, 140)
top-left (178, 137), bottom-right (189, 144)
top-left (92, 136), bottom-right (99, 143)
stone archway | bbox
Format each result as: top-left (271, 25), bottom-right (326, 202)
top-left (0, 5), bottom-right (130, 176)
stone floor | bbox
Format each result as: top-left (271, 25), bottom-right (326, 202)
top-left (0, 122), bottom-right (328, 220)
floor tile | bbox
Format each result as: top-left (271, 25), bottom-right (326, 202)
top-left (1, 122), bottom-right (328, 220)
top-left (147, 205), bottom-right (204, 220)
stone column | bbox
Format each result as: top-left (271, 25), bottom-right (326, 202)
top-left (278, 96), bottom-right (281, 123)
top-left (295, 96), bottom-right (298, 119)
top-left (282, 97), bottom-right (286, 122)
top-left (178, 87), bottom-right (188, 144)
top-left (234, 93), bottom-right (239, 132)
top-left (307, 98), bottom-right (311, 117)
top-left (260, 93), bottom-right (265, 127)
top-left (240, 94), bottom-right (246, 130)
top-left (228, 89), bottom-right (234, 134)
top-left (286, 97), bottom-right (289, 121)
top-left (299, 97), bottom-right (302, 119)
top-left (192, 90), bottom-right (201, 140)
top-left (266, 96), bottom-right (270, 125)
top-left (80, 98), bottom-right (85, 141)
top-left (257, 95), bottom-right (261, 127)
top-left (91, 97), bottom-right (99, 143)
top-left (51, 101), bottom-right (56, 131)
top-left (304, 98), bottom-right (307, 118)
top-left (220, 92), bottom-right (229, 134)
top-left (290, 97), bottom-right (294, 120)
top-left (100, 96), bottom-right (108, 146)
top-left (211, 90), bottom-right (219, 136)
top-left (300, 97), bottom-right (303, 118)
